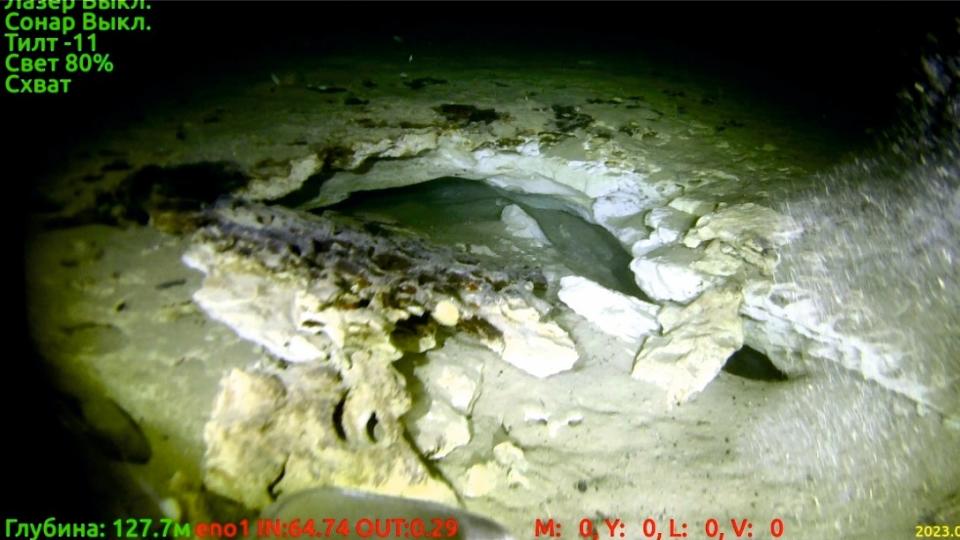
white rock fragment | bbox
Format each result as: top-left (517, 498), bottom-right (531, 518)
top-left (501, 204), bottom-right (550, 244)
top-left (684, 203), bottom-right (802, 251)
top-left (682, 203), bottom-right (803, 277)
top-left (479, 299), bottom-right (579, 378)
top-left (632, 288), bottom-right (744, 405)
top-left (518, 140), bottom-right (541, 156)
top-left (569, 162), bottom-right (649, 199)
top-left (416, 340), bottom-right (485, 416)
top-left (209, 368), bottom-right (286, 422)
top-left (691, 241), bottom-right (749, 278)
top-left (493, 441), bottom-right (531, 488)
top-left (407, 345), bottom-right (484, 460)
top-left (591, 191), bottom-right (648, 219)
top-left (351, 133), bottom-right (439, 167)
top-left (644, 206), bottom-right (697, 244)
top-left (432, 299), bottom-right (460, 327)
top-left (183, 245), bottom-right (329, 363)
top-left (493, 441), bottom-right (527, 471)
top-left (629, 237), bottom-right (666, 258)
top-left (240, 154), bottom-right (322, 200)
top-left (591, 192), bottom-right (653, 246)
top-left (469, 244), bottom-right (497, 257)
top-left (438, 143), bottom-right (478, 169)
top-left (557, 275), bottom-right (660, 347)
top-left (409, 399), bottom-right (471, 460)
top-left (433, 364), bottom-right (482, 414)
top-left (668, 196), bottom-right (716, 217)
top-left (628, 206), bottom-right (700, 257)
top-left (630, 246), bottom-right (718, 304)
top-left (463, 462), bottom-right (500, 498)
top-left (383, 132), bottom-right (439, 158)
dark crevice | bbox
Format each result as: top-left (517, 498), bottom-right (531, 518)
top-left (269, 170), bottom-right (334, 208)
top-left (434, 103), bottom-right (503, 125)
top-left (267, 145), bottom-right (352, 207)
top-left (270, 153), bottom-right (431, 208)
top-left (110, 162), bottom-right (249, 224)
top-left (350, 154), bottom-right (427, 176)
top-left (155, 278), bottom-right (187, 290)
top-left (552, 104), bottom-right (595, 132)
top-left (458, 316), bottom-right (503, 342)
top-left (390, 356), bottom-right (466, 507)
top-left (722, 345), bottom-right (789, 381)
top-left (365, 413), bottom-right (379, 443)
top-left (322, 176), bottom-right (648, 299)
top-left (390, 313), bottom-right (443, 353)
top-left (397, 417), bottom-right (465, 507)
top-left (267, 458), bottom-right (287, 501)
top-left (40, 161), bottom-right (249, 232)
top-left (403, 77), bottom-right (447, 90)
top-left (332, 393), bottom-right (348, 441)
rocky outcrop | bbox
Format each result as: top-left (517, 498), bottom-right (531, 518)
top-left (407, 356), bottom-right (483, 460)
top-left (557, 275), bottom-right (660, 348)
top-left (203, 366), bottom-right (458, 510)
top-left (631, 287), bottom-right (744, 405)
top-left (184, 200), bottom-right (579, 378)
top-left (624, 200), bottom-right (801, 403)
top-left (184, 200), bottom-right (582, 507)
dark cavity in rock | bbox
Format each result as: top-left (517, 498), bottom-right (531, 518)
top-left (551, 104), bottom-right (594, 132)
top-left (435, 104), bottom-right (502, 125)
top-left (344, 96), bottom-right (370, 106)
top-left (57, 392), bottom-right (152, 464)
top-left (325, 176), bottom-right (646, 298)
top-left (403, 77), bottom-right (447, 90)
top-left (67, 161), bottom-right (250, 230)
top-left (722, 345), bottom-right (788, 382)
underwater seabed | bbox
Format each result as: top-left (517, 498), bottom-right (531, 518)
top-left (24, 50), bottom-right (960, 539)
